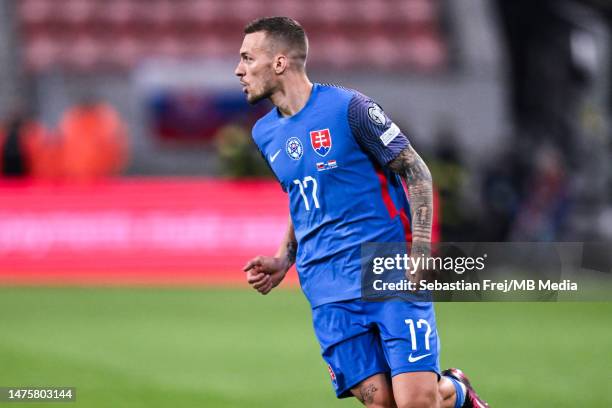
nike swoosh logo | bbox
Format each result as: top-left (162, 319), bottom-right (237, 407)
top-left (407, 353), bottom-right (431, 363)
top-left (269, 149), bottom-right (281, 163)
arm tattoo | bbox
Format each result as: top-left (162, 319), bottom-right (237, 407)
top-left (388, 146), bottom-right (433, 250)
top-left (286, 240), bottom-right (297, 265)
top-left (358, 383), bottom-right (378, 404)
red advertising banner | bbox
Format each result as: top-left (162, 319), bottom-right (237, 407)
top-left (0, 179), bottom-right (295, 285)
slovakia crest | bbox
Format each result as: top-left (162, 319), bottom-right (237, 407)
top-left (310, 129), bottom-right (332, 157)
top-left (286, 137), bottom-right (303, 160)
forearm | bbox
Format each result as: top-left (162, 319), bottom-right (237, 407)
top-left (274, 215), bottom-right (297, 273)
top-left (388, 146), bottom-right (434, 257)
top-left (406, 162), bottom-right (433, 257)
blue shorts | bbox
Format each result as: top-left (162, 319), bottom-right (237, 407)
top-left (311, 299), bottom-right (440, 398)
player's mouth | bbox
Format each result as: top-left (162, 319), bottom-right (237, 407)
top-left (240, 82), bottom-right (249, 94)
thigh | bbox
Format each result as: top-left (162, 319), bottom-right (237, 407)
top-left (371, 301), bottom-right (440, 378)
top-left (312, 301), bottom-right (389, 399)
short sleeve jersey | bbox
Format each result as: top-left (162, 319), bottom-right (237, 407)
top-left (252, 83), bottom-right (412, 307)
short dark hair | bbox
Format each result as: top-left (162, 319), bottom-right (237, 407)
top-left (244, 16), bottom-right (308, 64)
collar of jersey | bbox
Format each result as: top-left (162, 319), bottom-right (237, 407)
top-left (276, 83), bottom-right (320, 122)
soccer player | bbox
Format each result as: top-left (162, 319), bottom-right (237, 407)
top-left (237, 17), bottom-right (488, 408)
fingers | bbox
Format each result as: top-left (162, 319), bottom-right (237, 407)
top-left (246, 270), bottom-right (268, 285)
top-left (243, 256), bottom-right (263, 272)
top-left (246, 270), bottom-right (274, 294)
top-left (258, 278), bottom-right (274, 295)
top-left (244, 256), bottom-right (280, 295)
top-left (252, 274), bottom-right (271, 290)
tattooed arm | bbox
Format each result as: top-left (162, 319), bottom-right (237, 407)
top-left (243, 215), bottom-right (297, 295)
top-left (388, 145), bottom-right (434, 273)
top-left (275, 215), bottom-right (298, 272)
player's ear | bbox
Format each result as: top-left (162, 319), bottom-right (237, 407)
top-left (273, 54), bottom-right (288, 75)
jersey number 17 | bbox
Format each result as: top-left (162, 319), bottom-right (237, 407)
top-left (294, 176), bottom-right (320, 211)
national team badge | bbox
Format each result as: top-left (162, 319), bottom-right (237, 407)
top-left (286, 137), bottom-right (303, 160)
top-left (310, 129), bottom-right (332, 157)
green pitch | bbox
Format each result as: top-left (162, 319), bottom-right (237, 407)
top-left (0, 287), bottom-right (610, 407)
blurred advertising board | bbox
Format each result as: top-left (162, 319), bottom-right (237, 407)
top-left (0, 179), bottom-right (293, 285)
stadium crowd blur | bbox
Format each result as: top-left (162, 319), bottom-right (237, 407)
top-left (1, 0), bottom-right (611, 242)
top-left (0, 98), bottom-right (128, 180)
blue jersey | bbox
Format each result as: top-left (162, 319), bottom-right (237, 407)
top-left (252, 83), bottom-right (412, 307)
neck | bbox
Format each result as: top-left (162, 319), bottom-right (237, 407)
top-left (270, 72), bottom-right (313, 117)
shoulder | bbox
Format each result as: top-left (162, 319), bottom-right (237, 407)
top-left (316, 83), bottom-right (368, 105)
top-left (318, 84), bottom-right (383, 119)
top-left (319, 83), bottom-right (375, 102)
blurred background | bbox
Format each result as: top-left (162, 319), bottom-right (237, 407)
top-left (1, 0), bottom-right (611, 247)
top-left (1, 1), bottom-right (611, 407)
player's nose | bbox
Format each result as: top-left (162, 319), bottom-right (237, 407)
top-left (234, 62), bottom-right (244, 77)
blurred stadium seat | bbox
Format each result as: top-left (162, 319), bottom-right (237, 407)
top-left (17, 0), bottom-right (448, 72)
